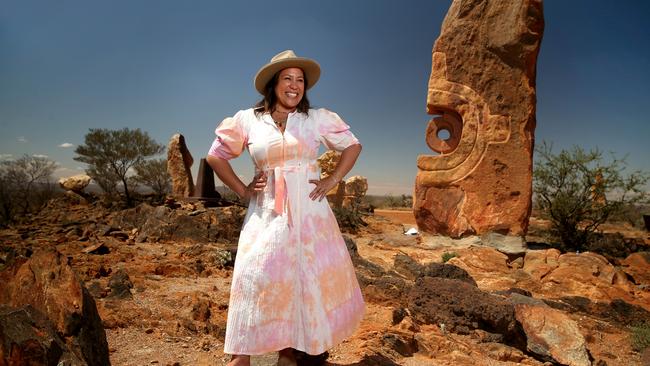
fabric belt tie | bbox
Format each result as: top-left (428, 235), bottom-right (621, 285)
top-left (265, 163), bottom-right (317, 226)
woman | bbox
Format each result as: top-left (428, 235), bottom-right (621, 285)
top-left (206, 50), bottom-right (365, 366)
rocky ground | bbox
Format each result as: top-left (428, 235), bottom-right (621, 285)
top-left (1, 197), bottom-right (650, 365)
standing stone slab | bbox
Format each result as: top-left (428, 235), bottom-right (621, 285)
top-left (415, 0), bottom-right (544, 237)
top-left (168, 133), bottom-right (194, 198)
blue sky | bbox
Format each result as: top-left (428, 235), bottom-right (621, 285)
top-left (2, 0), bottom-right (649, 195)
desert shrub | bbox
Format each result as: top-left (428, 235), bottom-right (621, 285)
top-left (0, 155), bottom-right (58, 224)
top-left (74, 128), bottom-right (165, 206)
top-left (133, 158), bottom-right (171, 197)
top-left (608, 202), bottom-right (649, 229)
top-left (630, 322), bottom-right (650, 352)
top-left (533, 142), bottom-right (649, 252)
top-left (332, 206), bottom-right (367, 233)
top-left (366, 194), bottom-right (413, 209)
top-left (441, 252), bottom-right (458, 263)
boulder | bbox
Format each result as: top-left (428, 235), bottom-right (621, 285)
top-left (407, 276), bottom-right (520, 339)
top-left (317, 151), bottom-right (345, 208)
top-left (109, 203), bottom-right (245, 243)
top-left (107, 269), bottom-right (133, 299)
top-left (168, 133), bottom-right (194, 198)
top-left (0, 304), bottom-right (84, 366)
top-left (445, 246), bottom-right (515, 289)
top-left (481, 233), bottom-right (527, 254)
top-left (0, 249), bottom-right (110, 365)
top-left (418, 262), bottom-right (477, 287)
top-left (392, 253), bottom-right (423, 280)
top-left (544, 296), bottom-right (650, 327)
top-left (345, 175), bottom-right (368, 197)
top-left (541, 252), bottom-right (637, 304)
top-left (343, 175), bottom-right (369, 209)
top-left (515, 303), bottom-right (590, 366)
top-left (621, 251), bottom-right (650, 286)
top-left (58, 174), bottom-right (91, 192)
top-left (522, 249), bottom-right (561, 281)
top-left (414, 0), bottom-right (544, 237)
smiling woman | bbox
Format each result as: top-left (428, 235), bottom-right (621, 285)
top-left (206, 50), bottom-right (364, 366)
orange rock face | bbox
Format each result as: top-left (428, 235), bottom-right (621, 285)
top-left (414, 0), bottom-right (544, 237)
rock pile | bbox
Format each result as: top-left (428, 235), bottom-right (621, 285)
top-left (349, 230), bottom-right (650, 365)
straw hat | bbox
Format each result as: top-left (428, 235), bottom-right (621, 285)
top-left (254, 50), bottom-right (321, 94)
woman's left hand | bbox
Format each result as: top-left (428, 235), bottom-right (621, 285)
top-left (308, 175), bottom-right (339, 201)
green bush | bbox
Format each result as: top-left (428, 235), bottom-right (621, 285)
top-left (441, 252), bottom-right (458, 263)
top-left (365, 194), bottom-right (413, 209)
top-left (630, 322), bottom-right (650, 352)
top-left (74, 128), bottom-right (165, 206)
top-left (533, 142), bottom-right (649, 252)
top-left (333, 206), bottom-right (367, 233)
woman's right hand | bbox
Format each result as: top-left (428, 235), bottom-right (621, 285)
top-left (241, 171), bottom-right (267, 202)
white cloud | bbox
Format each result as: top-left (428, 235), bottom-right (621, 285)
top-left (17, 136), bottom-right (27, 143)
top-left (0, 154), bottom-right (13, 160)
top-left (59, 142), bottom-right (74, 148)
top-left (33, 154), bottom-right (49, 158)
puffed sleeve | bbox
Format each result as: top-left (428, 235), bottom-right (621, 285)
top-left (208, 111), bottom-right (247, 160)
top-left (317, 108), bottom-right (360, 152)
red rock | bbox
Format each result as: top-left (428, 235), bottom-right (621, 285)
top-left (414, 0), bottom-right (544, 237)
top-left (541, 252), bottom-right (636, 303)
top-left (0, 304), bottom-right (84, 366)
top-left (515, 303), bottom-right (590, 366)
top-left (0, 249), bottom-right (110, 365)
top-left (621, 252), bottom-right (650, 286)
top-left (522, 249), bottom-right (560, 281)
top-left (446, 247), bottom-right (515, 289)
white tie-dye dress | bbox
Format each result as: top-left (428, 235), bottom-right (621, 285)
top-left (207, 107), bottom-right (365, 356)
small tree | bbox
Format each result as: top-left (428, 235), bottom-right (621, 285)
top-left (74, 128), bottom-right (164, 206)
top-left (0, 155), bottom-right (57, 223)
top-left (133, 158), bottom-right (171, 197)
top-left (86, 163), bottom-right (121, 198)
top-left (533, 142), bottom-right (648, 251)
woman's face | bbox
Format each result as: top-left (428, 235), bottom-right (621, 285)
top-left (274, 67), bottom-right (305, 112)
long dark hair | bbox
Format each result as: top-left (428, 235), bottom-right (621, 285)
top-left (254, 71), bottom-right (310, 117)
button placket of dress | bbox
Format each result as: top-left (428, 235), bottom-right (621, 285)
top-left (271, 114), bottom-right (289, 221)
top-left (290, 114), bottom-right (305, 347)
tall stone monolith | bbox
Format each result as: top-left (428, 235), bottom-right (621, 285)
top-left (168, 134), bottom-right (194, 198)
top-left (414, 0), bottom-right (544, 237)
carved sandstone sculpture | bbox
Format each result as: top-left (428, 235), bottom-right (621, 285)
top-left (415, 0), bottom-right (544, 237)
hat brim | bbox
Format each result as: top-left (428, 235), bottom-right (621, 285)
top-left (254, 57), bottom-right (321, 95)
